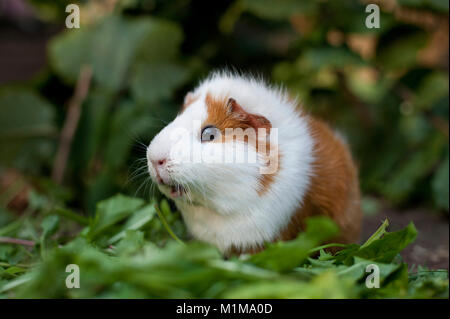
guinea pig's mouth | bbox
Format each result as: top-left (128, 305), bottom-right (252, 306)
top-left (170, 184), bottom-right (185, 198)
top-left (160, 183), bottom-right (186, 199)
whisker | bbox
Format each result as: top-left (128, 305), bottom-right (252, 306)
top-left (134, 175), bottom-right (151, 198)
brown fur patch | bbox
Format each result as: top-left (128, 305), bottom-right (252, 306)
top-left (204, 94), bottom-right (271, 135)
top-left (257, 150), bottom-right (280, 196)
top-left (204, 93), bottom-right (278, 196)
top-left (231, 115), bottom-right (361, 256)
top-left (258, 171), bottom-right (275, 196)
top-left (278, 116), bottom-right (362, 245)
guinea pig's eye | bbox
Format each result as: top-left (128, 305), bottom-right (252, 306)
top-left (201, 126), bottom-right (221, 142)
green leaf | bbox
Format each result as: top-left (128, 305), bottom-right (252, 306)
top-left (356, 222), bottom-right (418, 263)
top-left (376, 31), bottom-right (427, 70)
top-left (360, 218), bottom-right (389, 248)
top-left (295, 257), bottom-right (401, 285)
top-left (398, 0), bottom-right (449, 12)
top-left (334, 220), bottom-right (418, 265)
top-left (414, 72), bottom-right (449, 111)
top-left (130, 62), bottom-right (190, 104)
top-left (4, 266), bottom-right (27, 276)
top-left (40, 214), bottom-right (60, 258)
top-left (103, 100), bottom-right (156, 169)
top-left (0, 272), bottom-right (33, 294)
top-left (222, 271), bottom-right (354, 298)
top-left (303, 47), bottom-right (366, 70)
top-left (432, 154), bottom-right (449, 211)
top-left (70, 89), bottom-right (114, 173)
top-left (52, 207), bottom-right (90, 226)
top-left (49, 16), bottom-right (183, 90)
top-left (114, 230), bottom-right (145, 256)
top-left (381, 134), bottom-right (446, 204)
top-left (248, 216), bottom-right (339, 272)
top-left (338, 257), bottom-right (401, 283)
top-left (408, 267), bottom-right (449, 298)
top-left (48, 28), bottom-right (92, 84)
top-left (0, 220), bottom-right (22, 237)
top-left (87, 194), bottom-right (145, 239)
top-left (40, 215), bottom-right (60, 239)
top-left (108, 204), bottom-right (156, 245)
top-left (0, 88), bottom-right (56, 169)
top-left (241, 0), bottom-right (317, 20)
top-left (134, 19), bottom-right (183, 62)
top-left (89, 16), bottom-right (153, 90)
top-left (0, 88), bottom-right (55, 139)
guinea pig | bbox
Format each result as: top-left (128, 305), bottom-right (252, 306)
top-left (146, 71), bottom-right (361, 256)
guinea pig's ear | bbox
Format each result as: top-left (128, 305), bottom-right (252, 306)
top-left (181, 92), bottom-right (198, 112)
top-left (226, 98), bottom-right (271, 131)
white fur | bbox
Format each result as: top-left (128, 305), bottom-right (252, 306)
top-left (147, 71), bottom-right (314, 253)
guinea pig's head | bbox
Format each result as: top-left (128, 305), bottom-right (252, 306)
top-left (146, 81), bottom-right (278, 214)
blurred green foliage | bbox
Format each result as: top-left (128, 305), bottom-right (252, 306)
top-left (0, 0), bottom-right (448, 299)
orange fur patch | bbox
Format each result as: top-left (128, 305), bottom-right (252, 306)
top-left (204, 93), bottom-right (278, 196)
top-left (231, 115), bottom-right (361, 256)
top-left (278, 116), bottom-right (362, 245)
top-left (204, 94), bottom-right (271, 135)
top-left (257, 150), bottom-right (280, 196)
top-left (258, 170), bottom-right (275, 196)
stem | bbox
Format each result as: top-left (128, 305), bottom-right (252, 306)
top-left (0, 237), bottom-right (35, 247)
top-left (361, 218), bottom-right (389, 249)
top-left (53, 207), bottom-right (90, 225)
top-left (52, 65), bottom-right (92, 184)
top-left (0, 273), bottom-right (33, 293)
top-left (154, 204), bottom-right (185, 245)
top-left (0, 262), bottom-right (35, 268)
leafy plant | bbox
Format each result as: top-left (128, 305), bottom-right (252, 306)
top-left (0, 194), bottom-right (447, 298)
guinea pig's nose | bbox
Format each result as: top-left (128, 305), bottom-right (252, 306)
top-left (149, 157), bottom-right (168, 184)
